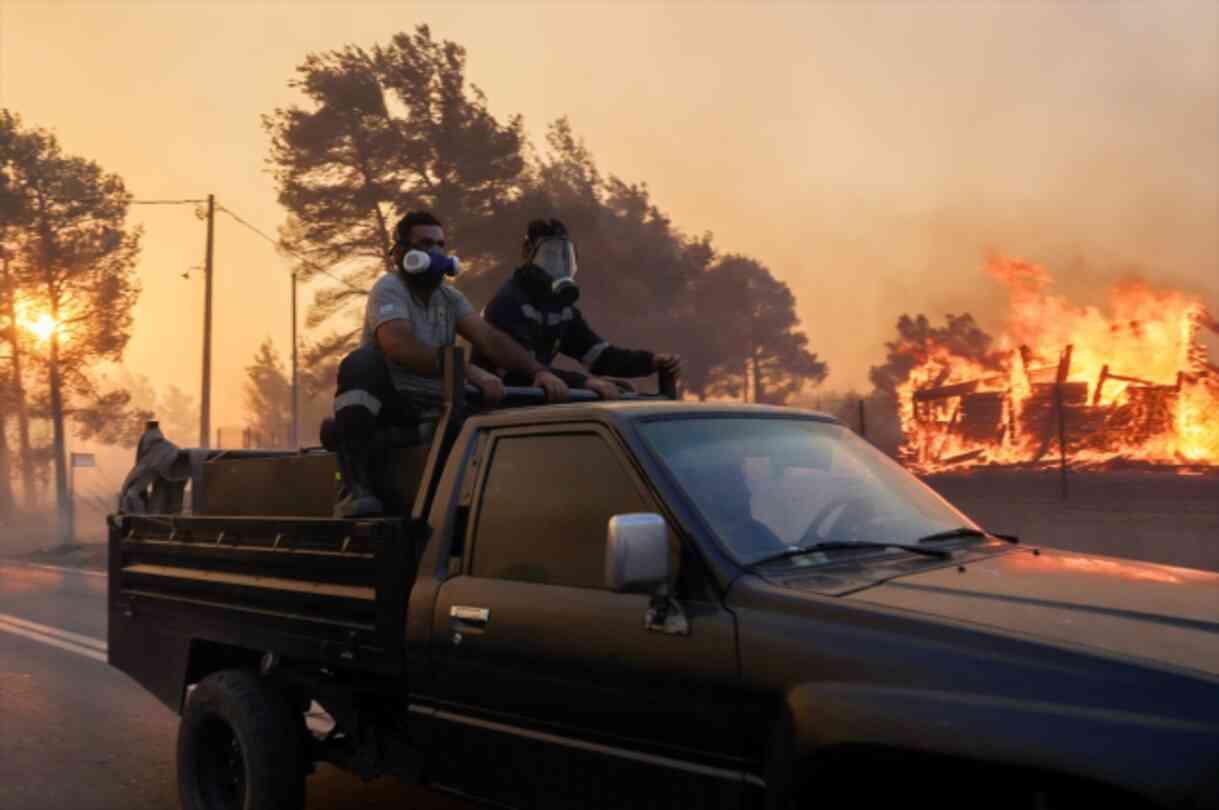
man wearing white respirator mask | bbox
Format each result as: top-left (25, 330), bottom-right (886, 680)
top-left (331, 211), bottom-right (569, 518)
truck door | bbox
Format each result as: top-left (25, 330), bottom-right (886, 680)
top-left (421, 425), bottom-right (750, 809)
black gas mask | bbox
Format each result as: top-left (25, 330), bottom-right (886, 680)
top-left (523, 236), bottom-right (580, 306)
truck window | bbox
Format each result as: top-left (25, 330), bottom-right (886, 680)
top-left (470, 432), bottom-right (650, 589)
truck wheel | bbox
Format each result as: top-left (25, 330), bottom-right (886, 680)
top-left (178, 669), bottom-right (306, 810)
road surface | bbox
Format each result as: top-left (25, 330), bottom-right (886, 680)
top-left (0, 560), bottom-right (480, 810)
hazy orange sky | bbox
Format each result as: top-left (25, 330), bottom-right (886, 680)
top-left (2, 2), bottom-right (1216, 434)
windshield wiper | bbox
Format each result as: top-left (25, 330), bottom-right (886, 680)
top-left (913, 527), bottom-right (987, 544)
top-left (746, 540), bottom-right (951, 569)
top-left (914, 528), bottom-right (1019, 544)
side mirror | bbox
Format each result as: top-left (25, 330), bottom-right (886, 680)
top-left (605, 513), bottom-right (671, 593)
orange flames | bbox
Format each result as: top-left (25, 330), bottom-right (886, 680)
top-left (899, 257), bottom-right (1219, 473)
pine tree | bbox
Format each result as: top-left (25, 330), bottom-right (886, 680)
top-left (264, 25), bottom-right (529, 347)
top-left (243, 339), bottom-right (293, 448)
top-left (698, 256), bottom-right (828, 403)
top-left (1, 110), bottom-right (142, 541)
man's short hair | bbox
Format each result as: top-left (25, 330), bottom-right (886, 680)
top-left (526, 218), bottom-right (567, 243)
top-left (394, 211), bottom-right (443, 245)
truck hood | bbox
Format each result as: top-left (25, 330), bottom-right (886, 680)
top-left (848, 547), bottom-right (1219, 679)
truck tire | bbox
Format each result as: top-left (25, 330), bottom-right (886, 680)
top-left (178, 669), bottom-right (306, 810)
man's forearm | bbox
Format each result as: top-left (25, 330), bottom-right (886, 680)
top-left (503, 366), bottom-right (588, 388)
top-left (466, 363), bottom-right (499, 385)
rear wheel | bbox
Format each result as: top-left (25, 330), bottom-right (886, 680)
top-left (178, 669), bottom-right (307, 810)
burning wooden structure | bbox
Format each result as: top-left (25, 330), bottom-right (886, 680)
top-left (899, 259), bottom-right (1219, 473)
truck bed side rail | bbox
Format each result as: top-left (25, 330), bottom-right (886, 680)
top-left (108, 513), bottom-right (421, 710)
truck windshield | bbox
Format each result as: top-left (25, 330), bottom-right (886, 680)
top-left (639, 417), bottom-right (980, 567)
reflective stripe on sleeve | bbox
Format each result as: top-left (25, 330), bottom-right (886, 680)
top-left (334, 389), bottom-right (382, 416)
top-left (581, 341), bottom-right (610, 369)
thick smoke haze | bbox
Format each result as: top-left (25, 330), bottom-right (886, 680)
top-left (2, 2), bottom-right (1215, 430)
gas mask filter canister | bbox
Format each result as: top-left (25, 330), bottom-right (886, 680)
top-left (402, 248), bottom-right (460, 280)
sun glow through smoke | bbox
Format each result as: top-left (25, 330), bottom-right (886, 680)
top-left (26, 313), bottom-right (58, 343)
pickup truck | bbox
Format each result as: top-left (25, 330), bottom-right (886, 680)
top-left (108, 348), bottom-right (1219, 810)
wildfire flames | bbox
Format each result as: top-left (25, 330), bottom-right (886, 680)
top-left (899, 257), bottom-right (1219, 473)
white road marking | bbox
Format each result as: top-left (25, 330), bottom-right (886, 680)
top-left (6, 561), bottom-right (108, 579)
top-left (0, 612), bottom-right (108, 663)
top-left (0, 608), bottom-right (336, 733)
top-left (0, 612), bottom-right (107, 651)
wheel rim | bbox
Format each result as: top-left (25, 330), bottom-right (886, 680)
top-left (196, 714), bottom-right (246, 810)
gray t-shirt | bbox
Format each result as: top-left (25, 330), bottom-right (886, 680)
top-left (362, 273), bottom-right (475, 403)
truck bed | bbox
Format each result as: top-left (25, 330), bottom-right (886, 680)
top-left (108, 512), bottom-right (423, 711)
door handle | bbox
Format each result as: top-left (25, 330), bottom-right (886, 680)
top-left (450, 605), bottom-right (490, 626)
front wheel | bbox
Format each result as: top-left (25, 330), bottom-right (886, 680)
top-left (178, 669), bottom-right (307, 810)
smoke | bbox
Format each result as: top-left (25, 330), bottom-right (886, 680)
top-left (742, 2), bottom-right (1219, 390)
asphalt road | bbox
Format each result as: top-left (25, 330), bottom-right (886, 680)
top-left (0, 560), bottom-right (480, 810)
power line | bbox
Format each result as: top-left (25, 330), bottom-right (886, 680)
top-left (131, 199), bottom-right (208, 206)
top-left (215, 205), bottom-right (366, 295)
top-left (214, 205), bottom-right (276, 245)
top-left (132, 197), bottom-right (365, 295)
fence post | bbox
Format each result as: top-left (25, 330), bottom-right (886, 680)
top-left (1056, 386), bottom-right (1069, 500)
top-left (1050, 345), bottom-right (1072, 501)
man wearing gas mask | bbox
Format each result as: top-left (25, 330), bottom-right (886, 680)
top-left (476, 219), bottom-right (683, 399)
top-left (332, 211), bottom-right (569, 518)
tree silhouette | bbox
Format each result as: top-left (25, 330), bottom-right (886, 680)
top-left (0, 111), bottom-right (35, 514)
top-left (265, 25), bottom-right (528, 345)
top-left (1, 110), bottom-right (142, 538)
top-left (0, 116), bottom-right (19, 517)
top-left (113, 369), bottom-right (196, 445)
top-left (0, 382), bottom-right (12, 518)
top-left (862, 312), bottom-right (1000, 457)
top-left (243, 339), bottom-right (293, 448)
top-left (158, 385), bottom-right (199, 445)
top-left (698, 255), bottom-right (828, 403)
top-left (242, 339), bottom-right (336, 448)
top-left (868, 313), bottom-right (999, 397)
top-left (0, 251), bottom-right (39, 511)
top-left (465, 118), bottom-right (830, 402)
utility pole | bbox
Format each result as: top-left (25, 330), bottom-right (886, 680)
top-left (200, 194), bottom-right (215, 448)
top-left (290, 271), bottom-right (299, 448)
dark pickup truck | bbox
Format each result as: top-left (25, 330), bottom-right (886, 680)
top-left (108, 349), bottom-right (1219, 810)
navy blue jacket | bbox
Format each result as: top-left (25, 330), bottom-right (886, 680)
top-left (475, 270), bottom-right (656, 388)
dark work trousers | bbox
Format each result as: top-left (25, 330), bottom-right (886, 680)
top-left (333, 345), bottom-right (422, 511)
top-left (334, 345), bottom-right (421, 431)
